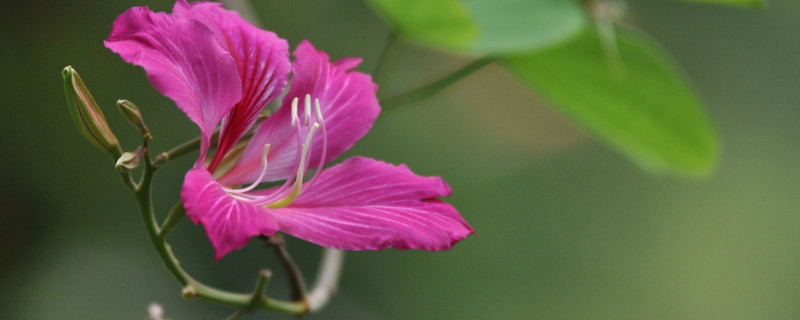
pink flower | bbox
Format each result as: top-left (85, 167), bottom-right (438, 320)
top-left (106, 0), bottom-right (473, 259)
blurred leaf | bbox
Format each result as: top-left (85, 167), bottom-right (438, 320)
top-left (502, 28), bottom-right (718, 176)
top-left (461, 0), bottom-right (586, 54)
top-left (677, 0), bottom-right (765, 8)
top-left (366, 0), bottom-right (478, 50)
top-left (366, 0), bottom-right (586, 54)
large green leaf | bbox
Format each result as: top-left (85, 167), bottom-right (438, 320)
top-left (367, 0), bottom-right (478, 50)
top-left (366, 0), bottom-right (586, 54)
top-left (461, 0), bottom-right (586, 54)
top-left (677, 0), bottom-right (765, 8)
top-left (502, 28), bottom-right (718, 176)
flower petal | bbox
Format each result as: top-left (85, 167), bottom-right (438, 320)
top-left (105, 5), bottom-right (241, 156)
top-left (218, 41), bottom-right (380, 185)
top-left (266, 157), bottom-right (474, 251)
top-left (173, 1), bottom-right (290, 170)
top-left (182, 167), bottom-right (279, 260)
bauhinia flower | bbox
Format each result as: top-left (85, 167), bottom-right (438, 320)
top-left (106, 0), bottom-right (473, 259)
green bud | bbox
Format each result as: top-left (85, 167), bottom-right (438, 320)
top-left (117, 99), bottom-right (151, 141)
top-left (62, 66), bottom-right (122, 158)
top-left (115, 151), bottom-right (141, 172)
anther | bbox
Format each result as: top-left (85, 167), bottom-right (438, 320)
top-left (314, 98), bottom-right (323, 123)
top-left (304, 94), bottom-right (312, 125)
top-left (291, 97), bottom-right (299, 127)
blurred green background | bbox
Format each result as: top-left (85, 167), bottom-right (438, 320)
top-left (1, 0), bottom-right (799, 319)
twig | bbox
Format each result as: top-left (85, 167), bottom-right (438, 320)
top-left (264, 235), bottom-right (308, 302)
top-left (379, 56), bottom-right (494, 111)
top-left (306, 248), bottom-right (344, 312)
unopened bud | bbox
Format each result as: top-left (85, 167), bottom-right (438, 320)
top-left (117, 99), bottom-right (151, 141)
top-left (115, 151), bottom-right (141, 172)
top-left (62, 66), bottom-right (122, 158)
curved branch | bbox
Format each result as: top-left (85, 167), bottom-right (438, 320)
top-left (307, 249), bottom-right (345, 311)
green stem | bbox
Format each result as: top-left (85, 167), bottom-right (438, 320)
top-left (158, 201), bottom-right (185, 238)
top-left (372, 31), bottom-right (397, 83)
top-left (152, 136), bottom-right (201, 169)
top-left (131, 143), bottom-right (308, 315)
top-left (152, 116), bottom-right (265, 169)
top-left (265, 235), bottom-right (307, 302)
top-left (379, 56), bottom-right (494, 111)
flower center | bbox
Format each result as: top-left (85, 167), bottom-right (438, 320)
top-left (223, 94), bottom-right (328, 208)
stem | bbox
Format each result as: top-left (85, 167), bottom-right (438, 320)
top-left (131, 143), bottom-right (307, 315)
top-left (372, 32), bottom-right (397, 83)
top-left (307, 249), bottom-right (344, 311)
top-left (152, 136), bottom-right (201, 169)
top-left (227, 269), bottom-right (273, 320)
top-left (265, 235), bottom-right (308, 302)
top-left (124, 104), bottom-right (342, 315)
top-left (379, 56), bottom-right (494, 111)
top-left (158, 201), bottom-right (185, 238)
top-left (119, 171), bottom-right (138, 191)
top-left (152, 120), bottom-right (264, 169)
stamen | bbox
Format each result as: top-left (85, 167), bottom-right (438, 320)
top-left (314, 98), bottom-right (324, 123)
top-left (224, 95), bottom-right (328, 209)
top-left (265, 122), bottom-right (319, 209)
top-left (305, 98), bottom-right (327, 187)
top-left (222, 144), bottom-right (271, 194)
top-left (304, 94), bottom-right (312, 126)
top-left (249, 101), bottom-right (307, 205)
top-left (291, 97), bottom-right (299, 127)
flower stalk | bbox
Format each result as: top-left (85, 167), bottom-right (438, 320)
top-left (126, 136), bottom-right (306, 314)
top-left (264, 235), bottom-right (308, 302)
top-left (379, 56), bottom-right (494, 111)
top-left (117, 124), bottom-right (347, 316)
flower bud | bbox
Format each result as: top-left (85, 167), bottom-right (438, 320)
top-left (117, 99), bottom-right (151, 141)
top-left (62, 66), bottom-right (122, 158)
top-left (115, 151), bottom-right (141, 172)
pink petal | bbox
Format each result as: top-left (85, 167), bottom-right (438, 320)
top-left (266, 157), bottom-right (474, 251)
top-left (218, 41), bottom-right (380, 185)
top-left (182, 167), bottom-right (279, 260)
top-left (173, 1), bottom-right (290, 170)
top-left (105, 6), bottom-right (241, 156)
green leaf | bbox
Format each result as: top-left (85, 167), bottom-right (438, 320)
top-left (502, 28), bottom-right (718, 176)
top-left (461, 0), bottom-right (586, 54)
top-left (366, 0), bottom-right (586, 54)
top-left (677, 0), bottom-right (766, 8)
top-left (367, 0), bottom-right (478, 50)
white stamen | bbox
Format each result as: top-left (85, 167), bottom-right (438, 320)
top-left (305, 98), bottom-right (327, 188)
top-left (224, 95), bottom-right (328, 209)
top-left (291, 97), bottom-right (299, 127)
top-left (256, 122), bottom-right (319, 208)
top-left (304, 94), bottom-right (312, 126)
top-left (222, 144), bottom-right (270, 194)
top-left (295, 122), bottom-right (320, 186)
top-left (314, 98), bottom-right (324, 123)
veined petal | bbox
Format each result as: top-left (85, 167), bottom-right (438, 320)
top-left (265, 157), bottom-right (474, 251)
top-left (105, 6), bottom-right (241, 156)
top-left (174, 0), bottom-right (290, 169)
top-left (182, 167), bottom-right (279, 260)
top-left (218, 41), bottom-right (380, 185)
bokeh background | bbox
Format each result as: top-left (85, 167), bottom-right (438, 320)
top-left (2, 0), bottom-right (799, 319)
